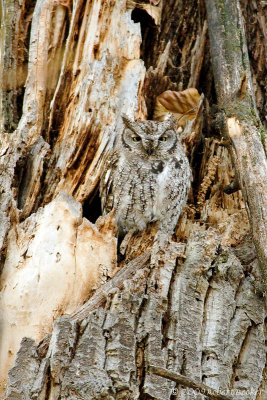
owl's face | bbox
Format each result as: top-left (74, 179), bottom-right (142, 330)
top-left (121, 114), bottom-right (178, 158)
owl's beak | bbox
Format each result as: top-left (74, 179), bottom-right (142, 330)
top-left (143, 139), bottom-right (157, 155)
top-left (142, 140), bottom-right (151, 154)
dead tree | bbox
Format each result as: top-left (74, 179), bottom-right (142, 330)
top-left (0, 0), bottom-right (266, 399)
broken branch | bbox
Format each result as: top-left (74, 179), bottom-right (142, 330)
top-left (148, 365), bottom-right (234, 400)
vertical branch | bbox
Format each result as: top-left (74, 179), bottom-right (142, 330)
top-left (0, 0), bottom-right (32, 131)
top-left (205, 0), bottom-right (267, 291)
top-left (204, 0), bottom-right (253, 104)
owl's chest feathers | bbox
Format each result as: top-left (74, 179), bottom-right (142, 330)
top-left (115, 156), bottom-right (171, 221)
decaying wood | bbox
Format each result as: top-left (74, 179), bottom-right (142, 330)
top-left (0, 0), bottom-right (34, 131)
top-left (0, 192), bottom-right (118, 387)
top-left (0, 0), bottom-right (266, 399)
top-left (41, 0), bottom-right (146, 205)
top-left (204, 0), bottom-right (267, 289)
top-left (188, 20), bottom-right (208, 89)
top-left (2, 229), bottom-right (266, 399)
top-left (238, 0), bottom-right (267, 125)
top-left (72, 251), bottom-right (151, 321)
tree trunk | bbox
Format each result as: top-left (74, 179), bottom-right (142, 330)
top-left (205, 0), bottom-right (267, 289)
top-left (0, 0), bottom-right (266, 399)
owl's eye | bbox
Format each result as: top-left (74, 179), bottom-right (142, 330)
top-left (159, 136), bottom-right (167, 142)
top-left (132, 137), bottom-right (141, 142)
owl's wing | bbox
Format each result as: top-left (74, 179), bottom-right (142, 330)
top-left (99, 150), bottom-right (119, 214)
top-left (158, 156), bottom-right (192, 234)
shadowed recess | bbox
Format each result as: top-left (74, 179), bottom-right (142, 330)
top-left (131, 8), bottom-right (158, 68)
top-left (83, 190), bottom-right (102, 223)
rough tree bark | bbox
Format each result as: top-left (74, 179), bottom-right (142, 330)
top-left (0, 0), bottom-right (266, 399)
top-left (205, 0), bottom-right (267, 290)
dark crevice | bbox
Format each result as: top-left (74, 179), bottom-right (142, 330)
top-left (83, 189), bottom-right (102, 224)
top-left (131, 8), bottom-right (158, 69)
top-left (43, 364), bottom-right (51, 400)
top-left (188, 135), bottom-right (205, 211)
top-left (16, 87), bottom-right (26, 125)
top-left (0, 245), bottom-right (8, 275)
top-left (161, 258), bottom-right (181, 350)
top-left (198, 42), bottom-right (217, 107)
top-left (12, 153), bottom-right (28, 209)
top-left (17, 158), bottom-right (34, 211)
top-left (140, 394), bottom-right (154, 400)
top-left (102, 312), bottom-right (110, 371)
top-left (180, 351), bottom-right (186, 375)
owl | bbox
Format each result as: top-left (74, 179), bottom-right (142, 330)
top-left (100, 114), bottom-right (191, 236)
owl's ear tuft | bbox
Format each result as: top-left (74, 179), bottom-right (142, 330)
top-left (121, 114), bottom-right (134, 129)
top-left (164, 113), bottom-right (177, 128)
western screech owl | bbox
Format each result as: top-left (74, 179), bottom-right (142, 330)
top-left (100, 114), bottom-right (191, 235)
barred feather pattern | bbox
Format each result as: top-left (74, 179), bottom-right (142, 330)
top-left (100, 115), bottom-right (191, 235)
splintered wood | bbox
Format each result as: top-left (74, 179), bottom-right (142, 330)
top-left (0, 0), bottom-right (266, 398)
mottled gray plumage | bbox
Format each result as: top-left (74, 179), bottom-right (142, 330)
top-left (100, 114), bottom-right (191, 235)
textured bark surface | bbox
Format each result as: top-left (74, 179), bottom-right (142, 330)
top-left (205, 0), bottom-right (267, 287)
top-left (0, 192), bottom-right (118, 382)
top-left (3, 231), bottom-right (266, 399)
top-left (0, 0), bottom-right (266, 399)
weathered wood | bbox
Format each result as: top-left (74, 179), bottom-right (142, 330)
top-left (205, 0), bottom-right (267, 290)
top-left (0, 0), bottom-right (266, 398)
top-left (0, 193), bottom-right (118, 390)
top-left (41, 0), bottom-right (146, 205)
top-left (0, 0), bottom-right (34, 131)
top-left (18, 137), bottom-right (50, 218)
top-left (188, 20), bottom-right (208, 88)
top-left (2, 229), bottom-right (265, 399)
top-left (71, 251), bottom-right (151, 321)
top-left (240, 0), bottom-right (267, 127)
